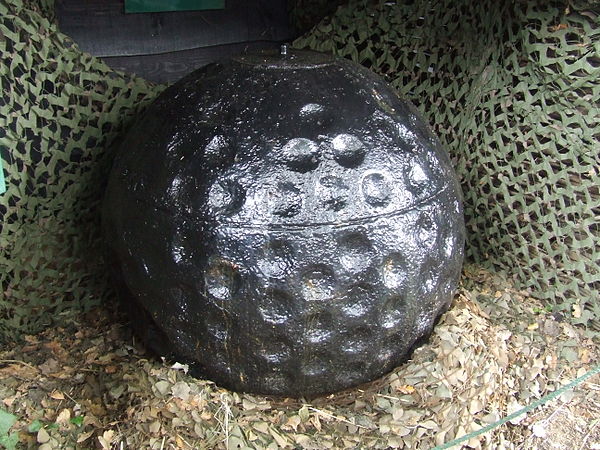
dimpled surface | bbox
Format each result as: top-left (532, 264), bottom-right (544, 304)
top-left (103, 49), bottom-right (465, 397)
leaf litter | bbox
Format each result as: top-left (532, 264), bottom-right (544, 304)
top-left (0, 264), bottom-right (598, 449)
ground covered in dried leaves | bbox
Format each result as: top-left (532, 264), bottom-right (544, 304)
top-left (0, 266), bottom-right (598, 449)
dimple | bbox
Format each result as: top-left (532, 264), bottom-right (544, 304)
top-left (362, 171), bottom-right (391, 207)
top-left (279, 138), bottom-right (320, 172)
top-left (331, 133), bottom-right (365, 168)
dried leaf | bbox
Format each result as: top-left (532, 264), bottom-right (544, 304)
top-left (76, 431), bottom-right (94, 443)
top-left (98, 430), bottom-right (115, 450)
top-left (253, 421), bottom-right (270, 435)
top-left (436, 384), bottom-right (453, 399)
top-left (37, 428), bottom-right (50, 444)
top-left (56, 408), bottom-right (71, 425)
top-left (298, 405), bottom-right (310, 422)
top-left (109, 384), bottom-right (126, 400)
top-left (154, 381), bottom-right (171, 396)
top-left (395, 425), bottom-right (412, 437)
top-left (311, 414), bottom-right (322, 432)
top-left (283, 415), bottom-right (302, 431)
top-left (561, 347), bottom-right (578, 363)
top-left (227, 435), bottom-right (246, 449)
top-left (387, 435), bottom-right (404, 448)
top-left (532, 422), bottom-right (547, 438)
top-left (148, 420), bottom-right (160, 434)
top-left (170, 362), bottom-right (189, 374)
top-left (242, 398), bottom-right (271, 411)
top-left (578, 348), bottom-right (590, 364)
top-left (193, 423), bottom-right (204, 437)
top-left (420, 420), bottom-right (439, 431)
top-left (270, 428), bottom-right (290, 448)
top-left (49, 390), bottom-right (65, 400)
top-left (469, 399), bottom-right (483, 414)
top-left (392, 407), bottom-right (403, 421)
top-left (294, 434), bottom-right (312, 446)
top-left (171, 382), bottom-right (191, 401)
top-left (246, 429), bottom-right (258, 442)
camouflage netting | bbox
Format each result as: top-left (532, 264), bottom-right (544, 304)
top-left (0, 0), bottom-right (164, 341)
top-left (0, 0), bottom-right (598, 342)
top-left (294, 0), bottom-right (600, 333)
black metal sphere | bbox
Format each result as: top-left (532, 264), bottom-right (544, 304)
top-left (103, 49), bottom-right (465, 397)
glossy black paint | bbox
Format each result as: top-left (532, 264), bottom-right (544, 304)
top-left (103, 49), bottom-right (465, 397)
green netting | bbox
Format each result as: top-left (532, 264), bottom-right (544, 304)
top-left (0, 0), bottom-right (164, 341)
top-left (1, 0), bottom-right (598, 342)
top-left (294, 0), bottom-right (600, 331)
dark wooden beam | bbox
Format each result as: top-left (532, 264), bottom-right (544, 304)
top-left (103, 41), bottom-right (281, 83)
